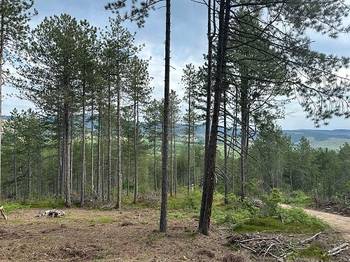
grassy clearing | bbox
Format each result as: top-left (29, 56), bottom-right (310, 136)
top-left (1, 189), bottom-right (327, 235)
top-left (2, 198), bottom-right (65, 213)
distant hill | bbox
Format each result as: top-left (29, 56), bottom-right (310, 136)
top-left (179, 125), bottom-right (350, 149)
top-left (283, 129), bottom-right (350, 149)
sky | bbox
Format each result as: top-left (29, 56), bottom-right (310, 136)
top-left (4, 0), bottom-right (350, 130)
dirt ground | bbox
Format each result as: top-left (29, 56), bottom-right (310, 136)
top-left (302, 207), bottom-right (350, 241)
top-left (0, 207), bottom-right (239, 261)
top-left (0, 207), bottom-right (349, 261)
top-left (281, 204), bottom-right (350, 241)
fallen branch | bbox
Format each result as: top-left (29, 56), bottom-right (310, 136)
top-left (299, 232), bottom-right (322, 245)
top-left (0, 206), bottom-right (7, 220)
top-left (328, 243), bottom-right (349, 256)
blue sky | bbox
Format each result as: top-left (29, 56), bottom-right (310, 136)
top-left (4, 0), bottom-right (350, 130)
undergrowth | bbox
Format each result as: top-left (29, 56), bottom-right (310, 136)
top-left (3, 198), bottom-right (65, 213)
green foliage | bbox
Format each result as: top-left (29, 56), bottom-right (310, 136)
top-left (3, 202), bottom-right (29, 213)
top-left (168, 190), bottom-right (202, 211)
top-left (278, 208), bottom-right (327, 229)
top-left (212, 189), bottom-right (327, 234)
top-left (3, 198), bottom-right (65, 213)
top-left (289, 243), bottom-right (329, 261)
top-left (261, 188), bottom-right (282, 216)
top-left (283, 191), bottom-right (312, 207)
top-left (234, 215), bottom-right (325, 234)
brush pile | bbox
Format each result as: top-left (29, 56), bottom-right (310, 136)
top-left (227, 232), bottom-right (349, 261)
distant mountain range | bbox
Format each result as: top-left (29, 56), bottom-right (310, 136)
top-left (4, 113), bottom-right (350, 149)
top-left (283, 129), bottom-right (350, 149)
top-left (192, 125), bottom-right (350, 149)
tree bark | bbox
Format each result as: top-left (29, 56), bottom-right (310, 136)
top-left (97, 105), bottom-right (102, 201)
top-left (0, 4), bottom-right (4, 200)
top-left (133, 100), bottom-right (139, 204)
top-left (127, 131), bottom-right (131, 196)
top-left (116, 83), bottom-right (122, 209)
top-left (169, 101), bottom-right (173, 197)
top-left (91, 98), bottom-right (94, 195)
top-left (187, 89), bottom-right (191, 194)
top-left (240, 76), bottom-right (249, 200)
top-left (199, 0), bottom-right (214, 230)
top-left (107, 83), bottom-right (112, 202)
top-left (160, 0), bottom-right (171, 233)
top-left (13, 140), bottom-right (17, 199)
top-left (153, 128), bottom-right (157, 192)
top-left (224, 90), bottom-right (228, 204)
top-left (28, 155), bottom-right (32, 200)
top-left (81, 82), bottom-right (87, 206)
top-left (173, 118), bottom-right (177, 196)
top-left (64, 102), bottom-right (72, 207)
top-left (199, 0), bottom-right (230, 235)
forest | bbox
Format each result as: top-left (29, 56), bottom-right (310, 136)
top-left (1, 0), bottom-right (350, 261)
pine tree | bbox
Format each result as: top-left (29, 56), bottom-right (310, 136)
top-left (0, 0), bottom-right (36, 199)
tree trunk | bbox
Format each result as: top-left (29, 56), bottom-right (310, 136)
top-left (97, 105), bottom-right (102, 201)
top-left (153, 129), bottom-right (157, 192)
top-left (28, 155), bottom-right (32, 199)
top-left (127, 131), bottom-right (131, 196)
top-left (224, 90), bottom-right (228, 204)
top-left (199, 0), bottom-right (214, 230)
top-left (57, 112), bottom-right (64, 198)
top-left (107, 83), bottom-right (112, 202)
top-left (13, 141), bottom-right (17, 199)
top-left (199, 0), bottom-right (230, 235)
top-left (169, 102), bottom-right (173, 197)
top-left (81, 83), bottom-right (86, 206)
top-left (64, 103), bottom-right (72, 207)
top-left (173, 119), bottom-right (177, 196)
top-left (133, 100), bottom-right (138, 204)
top-left (116, 83), bottom-right (122, 209)
top-left (160, 0), bottom-right (171, 233)
top-left (70, 117), bottom-right (74, 194)
top-left (0, 6), bottom-right (4, 200)
top-left (187, 91), bottom-right (191, 194)
top-left (91, 98), bottom-right (94, 195)
top-left (240, 77), bottom-right (249, 200)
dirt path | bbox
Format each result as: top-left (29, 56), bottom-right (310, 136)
top-left (303, 208), bottom-right (350, 241)
top-left (281, 204), bottom-right (350, 241)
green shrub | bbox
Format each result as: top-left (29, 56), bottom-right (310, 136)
top-left (284, 191), bottom-right (312, 207)
top-left (168, 190), bottom-right (201, 211)
top-left (3, 198), bottom-right (65, 213)
top-left (261, 188), bottom-right (282, 216)
top-left (278, 207), bottom-right (327, 230)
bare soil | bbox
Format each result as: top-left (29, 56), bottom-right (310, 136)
top-left (0, 207), bottom-right (349, 261)
top-left (0, 208), bottom-right (238, 261)
top-left (302, 207), bottom-right (350, 241)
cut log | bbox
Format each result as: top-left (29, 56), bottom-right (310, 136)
top-left (0, 206), bottom-right (7, 220)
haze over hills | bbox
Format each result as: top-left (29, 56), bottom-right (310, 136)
top-left (191, 124), bottom-right (350, 149)
top-left (283, 129), bottom-right (350, 149)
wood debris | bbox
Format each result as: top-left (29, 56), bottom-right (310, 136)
top-left (227, 232), bottom-right (334, 261)
top-left (328, 243), bottom-right (349, 256)
top-left (36, 209), bottom-right (65, 218)
top-left (0, 206), bottom-right (7, 220)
